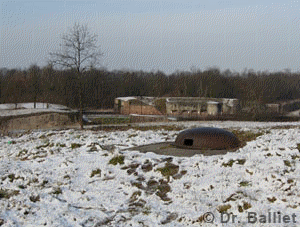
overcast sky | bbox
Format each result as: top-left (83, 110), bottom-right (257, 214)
top-left (1, 0), bottom-right (299, 74)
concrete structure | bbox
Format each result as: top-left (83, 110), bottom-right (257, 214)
top-left (126, 127), bottom-right (241, 157)
top-left (266, 99), bottom-right (300, 117)
top-left (115, 96), bottom-right (240, 116)
top-left (165, 97), bottom-right (239, 116)
top-left (286, 110), bottom-right (300, 117)
top-left (174, 127), bottom-right (240, 150)
top-left (114, 97), bottom-right (162, 115)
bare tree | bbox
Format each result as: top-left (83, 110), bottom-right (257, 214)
top-left (28, 65), bottom-right (41, 109)
top-left (50, 22), bottom-right (102, 129)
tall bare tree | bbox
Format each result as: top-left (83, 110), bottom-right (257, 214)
top-left (50, 22), bottom-right (102, 129)
top-left (28, 65), bottom-right (41, 109)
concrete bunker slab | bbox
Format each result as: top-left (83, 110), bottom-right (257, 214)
top-left (125, 127), bottom-right (241, 157)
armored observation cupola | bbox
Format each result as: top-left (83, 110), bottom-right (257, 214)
top-left (174, 127), bottom-right (240, 150)
top-left (126, 127), bottom-right (241, 157)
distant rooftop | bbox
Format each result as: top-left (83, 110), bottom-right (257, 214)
top-left (115, 97), bottom-right (137, 101)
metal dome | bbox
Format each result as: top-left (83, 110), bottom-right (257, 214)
top-left (174, 127), bottom-right (240, 150)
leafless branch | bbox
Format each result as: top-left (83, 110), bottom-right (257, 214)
top-left (49, 22), bottom-right (103, 73)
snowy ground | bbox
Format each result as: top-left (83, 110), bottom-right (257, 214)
top-left (0, 103), bottom-right (71, 110)
top-left (0, 103), bottom-right (73, 117)
top-left (0, 121), bottom-right (300, 226)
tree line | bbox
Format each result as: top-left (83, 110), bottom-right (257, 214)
top-left (1, 66), bottom-right (300, 110)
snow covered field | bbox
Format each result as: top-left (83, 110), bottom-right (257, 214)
top-left (0, 121), bottom-right (300, 226)
top-left (0, 103), bottom-right (71, 110)
top-left (0, 103), bottom-right (73, 117)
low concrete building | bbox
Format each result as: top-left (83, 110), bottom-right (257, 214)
top-left (165, 97), bottom-right (239, 116)
top-left (114, 97), bottom-right (162, 115)
top-left (115, 96), bottom-right (239, 116)
top-left (266, 99), bottom-right (300, 116)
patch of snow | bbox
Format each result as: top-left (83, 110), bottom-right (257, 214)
top-left (0, 103), bottom-right (75, 117)
top-left (0, 103), bottom-right (71, 110)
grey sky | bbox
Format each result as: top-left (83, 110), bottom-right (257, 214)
top-left (1, 0), bottom-right (299, 74)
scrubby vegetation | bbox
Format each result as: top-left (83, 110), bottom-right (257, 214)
top-left (70, 143), bottom-right (82, 149)
top-left (156, 163), bottom-right (179, 177)
top-left (222, 159), bottom-right (246, 167)
top-left (109, 155), bottom-right (125, 165)
top-left (0, 189), bottom-right (20, 199)
top-left (90, 169), bottom-right (101, 178)
top-left (231, 130), bottom-right (265, 147)
top-left (93, 117), bottom-right (130, 125)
